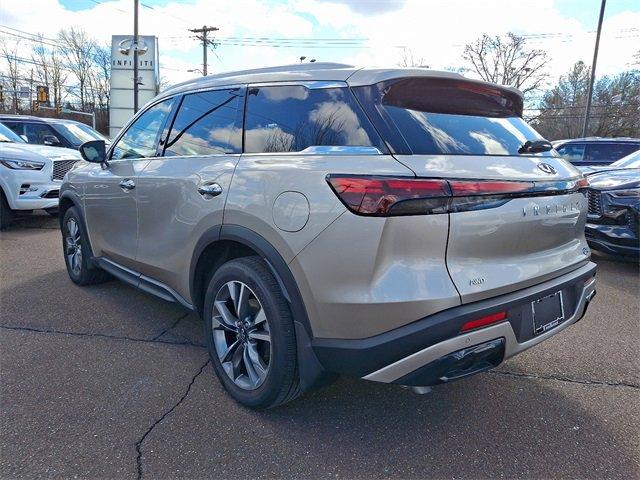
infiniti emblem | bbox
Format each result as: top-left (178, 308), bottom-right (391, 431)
top-left (537, 162), bottom-right (556, 174)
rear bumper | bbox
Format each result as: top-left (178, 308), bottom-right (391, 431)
top-left (312, 261), bottom-right (597, 385)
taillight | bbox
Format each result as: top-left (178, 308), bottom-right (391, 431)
top-left (326, 175), bottom-right (585, 217)
top-left (325, 175), bottom-right (450, 216)
top-left (449, 180), bottom-right (533, 196)
top-left (460, 311), bottom-right (507, 332)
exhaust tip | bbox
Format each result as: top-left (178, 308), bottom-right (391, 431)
top-left (401, 385), bottom-right (432, 395)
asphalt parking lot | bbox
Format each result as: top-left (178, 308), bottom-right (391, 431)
top-left (1, 213), bottom-right (638, 479)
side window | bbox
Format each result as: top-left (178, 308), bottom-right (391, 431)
top-left (111, 98), bottom-right (174, 160)
top-left (556, 143), bottom-right (585, 162)
top-left (3, 122), bottom-right (24, 137)
top-left (25, 123), bottom-right (59, 144)
top-left (243, 85), bottom-right (384, 153)
top-left (584, 143), bottom-right (640, 163)
top-left (164, 88), bottom-right (242, 156)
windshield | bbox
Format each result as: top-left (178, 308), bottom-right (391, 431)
top-left (52, 122), bottom-right (107, 146)
top-left (611, 150), bottom-right (640, 168)
top-left (0, 123), bottom-right (26, 143)
top-left (353, 77), bottom-right (555, 157)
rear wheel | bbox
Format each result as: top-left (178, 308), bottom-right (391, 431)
top-left (0, 190), bottom-right (14, 230)
top-left (62, 207), bottom-right (110, 285)
top-left (203, 257), bottom-right (301, 408)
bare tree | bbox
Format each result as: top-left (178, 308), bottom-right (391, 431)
top-left (91, 44), bottom-right (110, 109)
top-left (398, 47), bottom-right (429, 68)
top-left (532, 61), bottom-right (640, 139)
top-left (31, 35), bottom-right (68, 107)
top-left (462, 32), bottom-right (549, 94)
top-left (58, 28), bottom-right (97, 111)
top-left (0, 39), bottom-right (22, 112)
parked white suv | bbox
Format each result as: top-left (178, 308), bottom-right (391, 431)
top-left (0, 123), bottom-right (81, 229)
top-left (60, 64), bottom-right (597, 408)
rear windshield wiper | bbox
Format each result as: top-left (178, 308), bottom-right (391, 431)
top-left (518, 140), bottom-right (553, 154)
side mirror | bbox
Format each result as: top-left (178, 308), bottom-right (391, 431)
top-left (43, 135), bottom-right (61, 146)
top-left (80, 140), bottom-right (106, 164)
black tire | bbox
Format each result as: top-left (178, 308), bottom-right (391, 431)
top-left (0, 189), bottom-right (14, 230)
top-left (61, 207), bottom-right (110, 285)
top-left (203, 256), bottom-right (301, 408)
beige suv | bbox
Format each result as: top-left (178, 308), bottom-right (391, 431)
top-left (60, 63), bottom-right (597, 408)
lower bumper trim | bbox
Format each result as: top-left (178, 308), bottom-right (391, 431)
top-left (363, 276), bottom-right (596, 384)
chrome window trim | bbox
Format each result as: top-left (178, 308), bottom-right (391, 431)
top-left (244, 146), bottom-right (383, 156)
top-left (247, 80), bottom-right (348, 89)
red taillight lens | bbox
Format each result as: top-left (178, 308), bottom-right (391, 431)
top-left (460, 311), bottom-right (507, 332)
top-left (326, 175), bottom-right (450, 216)
top-left (326, 175), bottom-right (582, 217)
top-left (449, 180), bottom-right (534, 196)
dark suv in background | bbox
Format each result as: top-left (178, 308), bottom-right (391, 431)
top-left (0, 115), bottom-right (108, 150)
top-left (553, 137), bottom-right (640, 167)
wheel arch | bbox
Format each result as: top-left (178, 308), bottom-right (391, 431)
top-left (189, 224), bottom-right (334, 392)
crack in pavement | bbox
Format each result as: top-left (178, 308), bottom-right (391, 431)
top-left (490, 369), bottom-right (640, 390)
top-left (0, 324), bottom-right (206, 349)
top-left (151, 312), bottom-right (191, 341)
top-left (135, 359), bottom-right (211, 480)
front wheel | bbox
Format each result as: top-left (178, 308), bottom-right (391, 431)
top-left (61, 207), bottom-right (110, 285)
top-left (203, 257), bottom-right (301, 408)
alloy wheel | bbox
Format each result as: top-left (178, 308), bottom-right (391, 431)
top-left (65, 218), bottom-right (83, 276)
top-left (212, 280), bottom-right (272, 390)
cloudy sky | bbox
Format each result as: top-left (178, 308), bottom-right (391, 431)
top-left (1, 0), bottom-right (638, 89)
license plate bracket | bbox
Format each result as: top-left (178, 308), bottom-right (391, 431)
top-left (532, 290), bottom-right (565, 335)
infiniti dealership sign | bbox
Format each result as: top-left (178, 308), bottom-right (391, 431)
top-left (109, 35), bottom-right (159, 138)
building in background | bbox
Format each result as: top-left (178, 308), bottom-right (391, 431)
top-left (109, 35), bottom-right (159, 139)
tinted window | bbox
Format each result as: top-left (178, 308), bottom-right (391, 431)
top-left (52, 122), bottom-right (106, 147)
top-left (111, 98), bottom-right (174, 160)
top-left (2, 122), bottom-right (24, 137)
top-left (555, 143), bottom-right (585, 162)
top-left (354, 78), bottom-right (551, 156)
top-left (584, 143), bottom-right (640, 163)
top-left (25, 123), bottom-right (60, 144)
top-left (612, 150), bottom-right (640, 168)
top-left (0, 123), bottom-right (25, 143)
top-left (244, 85), bottom-right (384, 153)
top-left (164, 88), bottom-right (242, 156)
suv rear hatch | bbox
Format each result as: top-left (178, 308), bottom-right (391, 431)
top-left (352, 75), bottom-right (590, 303)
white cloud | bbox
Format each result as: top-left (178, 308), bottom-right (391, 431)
top-left (0, 0), bottom-right (637, 92)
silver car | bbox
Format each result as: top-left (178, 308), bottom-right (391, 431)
top-left (60, 63), bottom-right (597, 408)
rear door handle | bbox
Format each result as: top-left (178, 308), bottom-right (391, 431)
top-left (197, 183), bottom-right (223, 198)
top-left (119, 179), bottom-right (135, 191)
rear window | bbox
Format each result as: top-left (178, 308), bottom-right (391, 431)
top-left (584, 143), bottom-right (640, 163)
top-left (244, 85), bottom-right (385, 154)
top-left (353, 77), bottom-right (552, 156)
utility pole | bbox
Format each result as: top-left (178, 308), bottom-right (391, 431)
top-left (133, 0), bottom-right (139, 113)
top-left (189, 25), bottom-right (219, 76)
top-left (582, 0), bottom-right (606, 137)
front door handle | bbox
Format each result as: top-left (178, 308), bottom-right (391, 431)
top-left (119, 179), bottom-right (135, 191)
top-left (197, 183), bottom-right (223, 198)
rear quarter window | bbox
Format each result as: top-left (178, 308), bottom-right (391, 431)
top-left (243, 85), bottom-right (385, 154)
